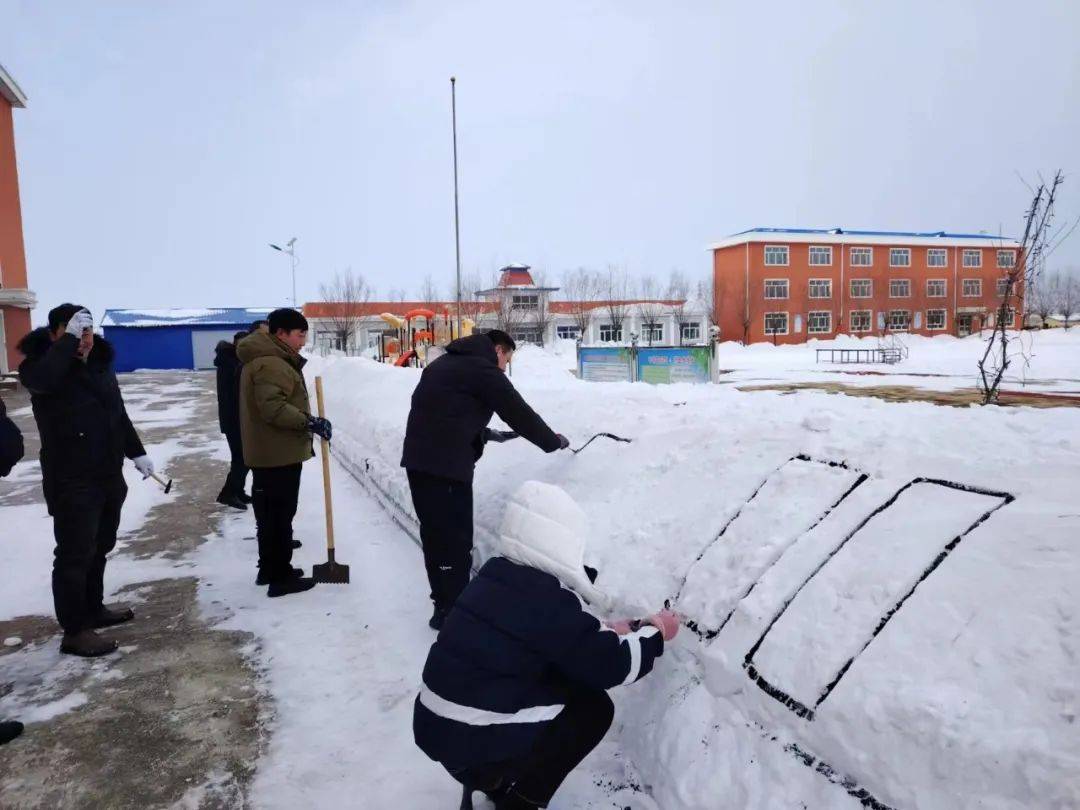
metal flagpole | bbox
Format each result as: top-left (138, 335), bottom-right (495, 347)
top-left (451, 76), bottom-right (462, 338)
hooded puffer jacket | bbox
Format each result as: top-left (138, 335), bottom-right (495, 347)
top-left (17, 329), bottom-right (145, 508)
top-left (236, 331), bottom-right (313, 468)
top-left (400, 334), bottom-right (561, 483)
top-left (413, 481), bottom-right (664, 770)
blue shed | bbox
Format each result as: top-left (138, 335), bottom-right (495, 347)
top-left (102, 308), bottom-right (277, 372)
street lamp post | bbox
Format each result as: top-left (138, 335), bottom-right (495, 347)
top-left (269, 237), bottom-right (298, 307)
top-left (450, 76), bottom-right (462, 338)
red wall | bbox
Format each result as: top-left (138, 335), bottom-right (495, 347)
top-left (0, 95), bottom-right (31, 371)
top-left (714, 240), bottom-right (1022, 345)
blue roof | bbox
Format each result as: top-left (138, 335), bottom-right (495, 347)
top-left (731, 227), bottom-right (1014, 241)
top-left (102, 308), bottom-right (278, 328)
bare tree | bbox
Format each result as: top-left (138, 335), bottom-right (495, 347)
top-left (665, 270), bottom-right (691, 345)
top-left (1028, 272), bottom-right (1060, 329)
top-left (457, 270), bottom-right (489, 330)
top-left (416, 274), bottom-right (440, 307)
top-left (387, 288), bottom-right (407, 304)
top-left (317, 268), bottom-right (372, 355)
top-left (636, 274), bottom-right (666, 346)
top-left (602, 265), bottom-right (631, 343)
top-left (978, 170), bottom-right (1064, 404)
top-left (527, 270), bottom-right (556, 346)
top-left (560, 267), bottom-right (601, 341)
top-left (1059, 270), bottom-right (1079, 329)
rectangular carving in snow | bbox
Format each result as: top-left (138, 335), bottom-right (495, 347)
top-left (745, 480), bottom-right (1011, 719)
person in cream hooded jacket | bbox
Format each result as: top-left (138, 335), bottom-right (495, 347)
top-left (413, 481), bottom-right (679, 810)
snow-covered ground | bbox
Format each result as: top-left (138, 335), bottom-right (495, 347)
top-left (3, 332), bottom-right (1077, 808)
top-left (296, 329), bottom-right (1080, 810)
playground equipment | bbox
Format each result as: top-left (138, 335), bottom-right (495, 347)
top-left (376, 307), bottom-right (474, 368)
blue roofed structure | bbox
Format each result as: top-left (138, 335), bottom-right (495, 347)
top-left (102, 307), bottom-right (278, 372)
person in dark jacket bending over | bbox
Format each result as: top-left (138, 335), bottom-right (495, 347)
top-left (1, 394), bottom-right (27, 744)
top-left (414, 481), bottom-right (680, 810)
top-left (401, 329), bottom-right (569, 630)
top-left (17, 304), bottom-right (156, 658)
top-left (214, 330), bottom-right (251, 510)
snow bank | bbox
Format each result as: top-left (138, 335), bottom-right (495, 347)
top-left (304, 333), bottom-right (1080, 809)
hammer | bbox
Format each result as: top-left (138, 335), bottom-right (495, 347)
top-left (149, 472), bottom-right (173, 494)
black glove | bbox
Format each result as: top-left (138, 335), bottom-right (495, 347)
top-left (556, 433), bottom-right (570, 450)
top-left (484, 428), bottom-right (519, 444)
top-left (307, 415), bottom-right (332, 441)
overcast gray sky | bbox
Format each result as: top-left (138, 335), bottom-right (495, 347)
top-left (4, 0), bottom-right (1079, 324)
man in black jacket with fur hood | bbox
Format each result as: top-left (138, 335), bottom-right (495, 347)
top-left (213, 331), bottom-right (250, 510)
top-left (401, 330), bottom-right (569, 630)
top-left (18, 304), bottom-right (155, 658)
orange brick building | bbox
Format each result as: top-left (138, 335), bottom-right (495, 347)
top-left (0, 64), bottom-right (33, 373)
top-left (711, 228), bottom-right (1022, 345)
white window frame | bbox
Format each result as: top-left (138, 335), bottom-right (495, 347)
top-left (889, 279), bottom-right (911, 298)
top-left (850, 247), bottom-right (873, 267)
top-left (555, 325), bottom-right (580, 340)
top-left (599, 323), bottom-right (623, 342)
top-left (807, 310), bottom-right (832, 334)
top-left (764, 279), bottom-right (789, 299)
top-left (849, 278), bottom-right (872, 298)
top-left (511, 327), bottom-right (542, 344)
top-left (680, 321), bottom-right (701, 342)
top-left (764, 245), bottom-right (790, 266)
top-left (926, 279), bottom-right (947, 298)
top-left (962, 249), bottom-right (982, 268)
top-left (809, 245), bottom-right (833, 266)
top-left (808, 279), bottom-right (832, 299)
top-left (926, 309), bottom-right (947, 331)
top-left (927, 248), bottom-right (948, 268)
top-left (763, 312), bottom-right (789, 335)
top-left (890, 248), bottom-right (912, 267)
top-left (849, 310), bottom-right (873, 333)
top-left (640, 322), bottom-right (664, 343)
top-left (888, 309), bottom-right (911, 332)
top-left (962, 278), bottom-right (982, 297)
top-left (995, 278), bottom-right (1009, 297)
top-left (999, 307), bottom-right (1017, 327)
top-left (997, 250), bottom-right (1016, 269)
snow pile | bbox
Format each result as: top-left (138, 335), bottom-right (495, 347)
top-left (304, 332), bottom-right (1080, 809)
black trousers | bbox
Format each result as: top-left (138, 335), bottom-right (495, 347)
top-left (220, 429), bottom-right (249, 497)
top-left (251, 464), bottom-right (301, 580)
top-left (406, 470), bottom-right (473, 616)
top-left (50, 475), bottom-right (128, 634)
top-left (451, 688), bottom-right (615, 807)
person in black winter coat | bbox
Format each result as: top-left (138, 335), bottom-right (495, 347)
top-left (17, 304), bottom-right (155, 658)
top-left (214, 331), bottom-right (250, 510)
top-left (414, 481), bottom-right (680, 810)
top-left (400, 330), bottom-right (569, 629)
top-left (0, 395), bottom-right (24, 478)
top-left (0, 395), bottom-right (26, 745)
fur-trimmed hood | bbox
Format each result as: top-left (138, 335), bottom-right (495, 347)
top-left (17, 327), bottom-right (115, 367)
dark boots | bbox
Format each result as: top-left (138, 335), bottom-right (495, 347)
top-left (267, 577), bottom-right (316, 598)
top-left (0, 721), bottom-right (23, 745)
top-left (216, 490), bottom-right (248, 510)
top-left (89, 604), bottom-right (134, 629)
top-left (60, 629), bottom-right (118, 657)
top-left (255, 567), bottom-right (304, 586)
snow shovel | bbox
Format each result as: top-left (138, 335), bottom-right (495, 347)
top-left (570, 432), bottom-right (632, 454)
top-left (311, 376), bottom-right (349, 585)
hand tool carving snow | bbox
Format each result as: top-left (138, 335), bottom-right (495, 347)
top-left (311, 376), bottom-right (350, 584)
top-left (570, 432), bottom-right (632, 454)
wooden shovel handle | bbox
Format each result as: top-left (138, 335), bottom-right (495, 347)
top-left (315, 376), bottom-right (335, 552)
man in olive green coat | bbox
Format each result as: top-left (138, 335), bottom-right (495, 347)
top-left (237, 308), bottom-right (332, 597)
